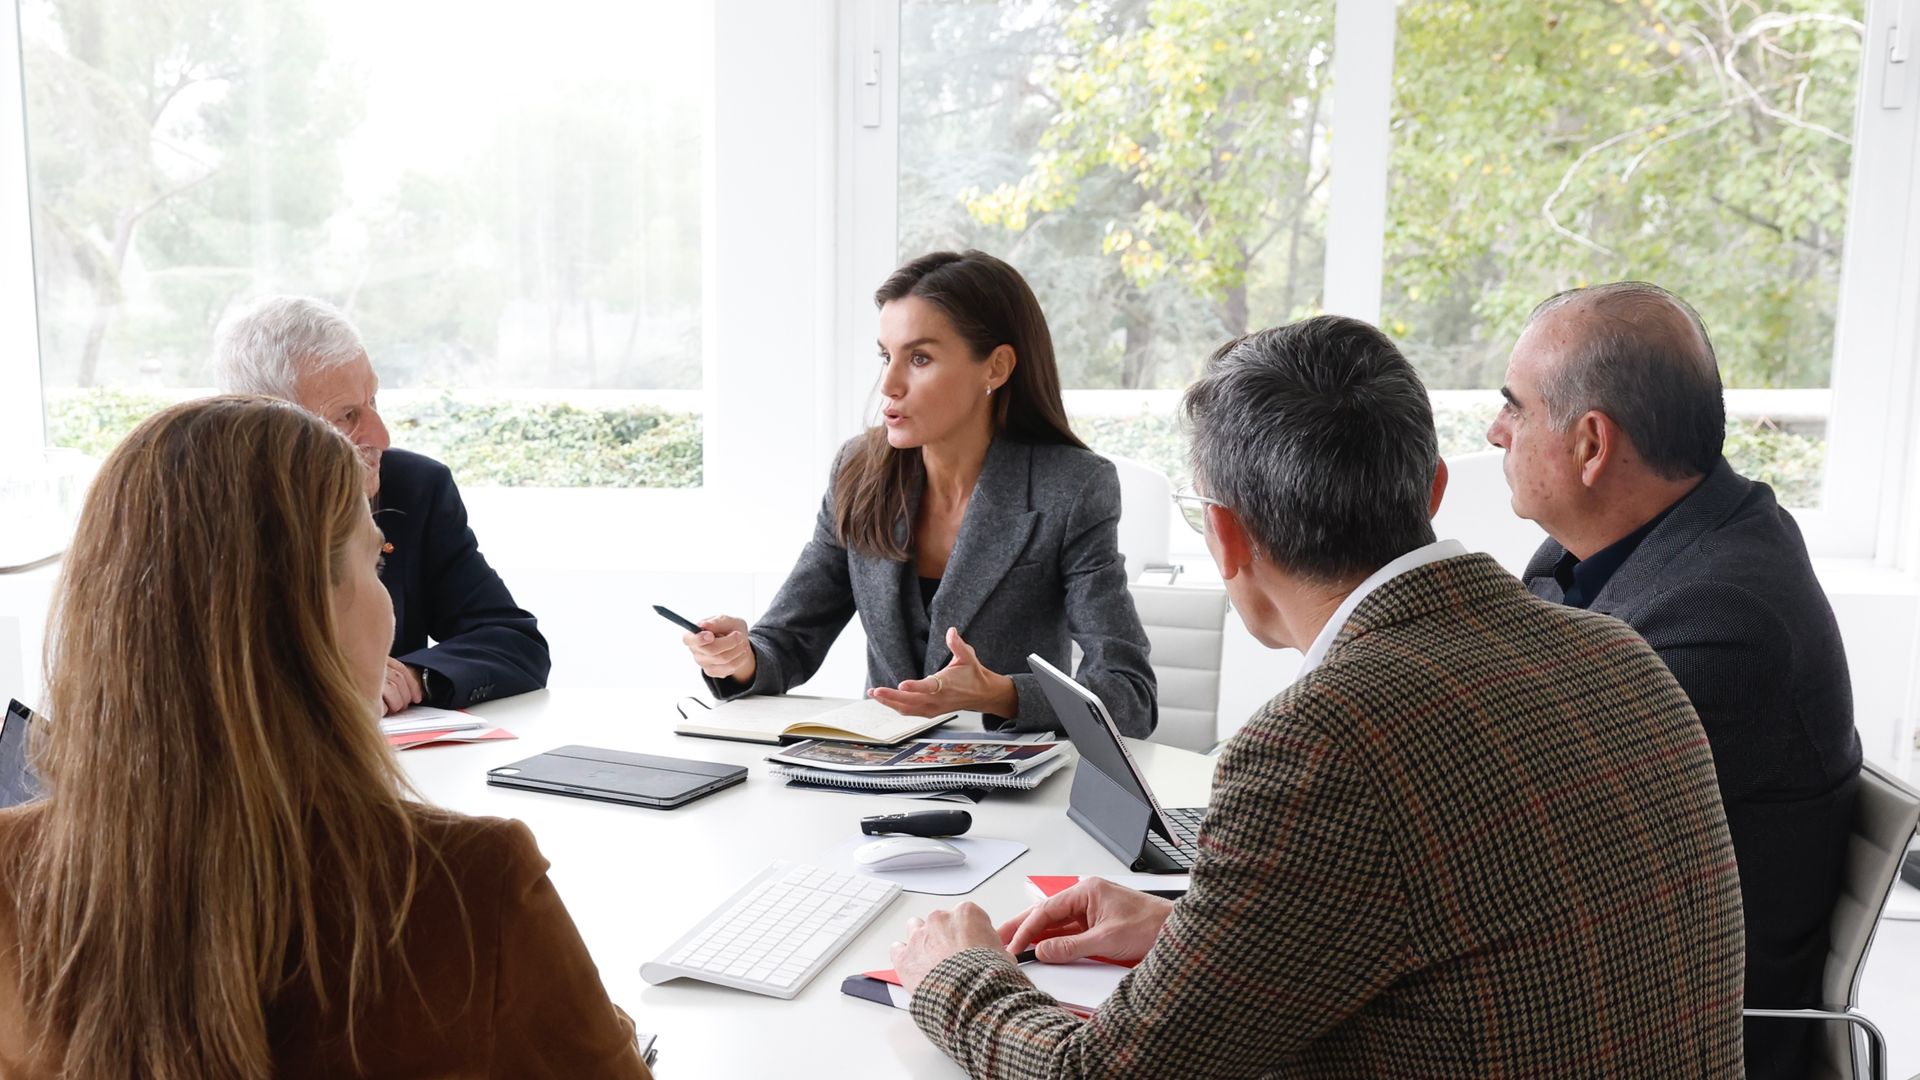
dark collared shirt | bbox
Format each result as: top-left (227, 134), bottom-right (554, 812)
top-left (917, 576), bottom-right (941, 670)
top-left (1553, 502), bottom-right (1679, 609)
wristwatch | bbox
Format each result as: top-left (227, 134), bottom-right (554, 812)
top-left (413, 665), bottom-right (438, 705)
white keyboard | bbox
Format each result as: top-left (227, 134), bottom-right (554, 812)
top-left (639, 860), bottom-right (902, 999)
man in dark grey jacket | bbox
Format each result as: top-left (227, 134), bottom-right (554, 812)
top-left (1486, 281), bottom-right (1861, 1080)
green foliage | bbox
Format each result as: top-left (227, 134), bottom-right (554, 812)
top-left (1074, 403), bottom-right (1827, 508)
top-left (1386, 0), bottom-right (1861, 388)
top-left (1076, 403), bottom-right (1511, 491)
top-left (24, 0), bottom-right (706, 392)
top-left (44, 387), bottom-right (1822, 505)
top-left (1723, 423), bottom-right (1828, 509)
top-left (900, 1), bottom-right (1231, 391)
top-left (1077, 412), bottom-right (1196, 489)
top-left (962, 0), bottom-right (1334, 341)
top-left (44, 389), bottom-right (704, 489)
top-left (42, 388), bottom-right (174, 458)
top-left (940, 0), bottom-right (1862, 391)
top-left (391, 396), bottom-right (703, 488)
top-left (23, 0), bottom-right (359, 387)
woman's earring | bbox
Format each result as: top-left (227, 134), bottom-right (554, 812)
top-left (985, 385), bottom-right (994, 397)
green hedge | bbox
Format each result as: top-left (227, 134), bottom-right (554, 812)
top-left (1077, 407), bottom-right (1827, 509)
top-left (46, 388), bottom-right (1823, 505)
top-left (46, 389), bottom-right (704, 489)
top-left (43, 389), bottom-right (176, 460)
top-left (389, 395), bottom-right (702, 488)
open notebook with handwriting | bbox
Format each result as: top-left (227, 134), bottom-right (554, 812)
top-left (672, 695), bottom-right (957, 746)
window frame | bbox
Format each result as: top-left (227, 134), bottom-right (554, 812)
top-left (0, 0), bottom-right (43, 460)
top-left (0, 0), bottom-right (858, 574)
top-left (2, 0), bottom-right (1915, 570)
top-left (853, 0), bottom-right (1920, 566)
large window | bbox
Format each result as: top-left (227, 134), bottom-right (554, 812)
top-left (1385, 0), bottom-right (1863, 508)
top-left (899, 0), bottom-right (1336, 492)
top-left (20, 0), bottom-right (707, 488)
top-left (893, 0), bottom-right (1886, 520)
top-left (5, 0), bottom-right (1913, 554)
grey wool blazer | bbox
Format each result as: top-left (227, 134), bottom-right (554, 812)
top-left (707, 435), bottom-right (1157, 737)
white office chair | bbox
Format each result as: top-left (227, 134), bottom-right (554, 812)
top-left (1431, 449), bottom-right (1547, 576)
top-left (1103, 454), bottom-right (1179, 582)
top-left (1744, 761), bottom-right (1920, 1080)
top-left (1128, 582), bottom-right (1229, 753)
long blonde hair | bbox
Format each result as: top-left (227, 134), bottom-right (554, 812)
top-left (19, 395), bottom-right (422, 1079)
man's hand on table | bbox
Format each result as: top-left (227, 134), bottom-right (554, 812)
top-left (890, 878), bottom-right (1176, 993)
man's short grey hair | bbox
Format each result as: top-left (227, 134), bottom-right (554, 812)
top-left (212, 295), bottom-right (366, 401)
top-left (1524, 281), bottom-right (1724, 480)
top-left (1182, 315), bottom-right (1439, 584)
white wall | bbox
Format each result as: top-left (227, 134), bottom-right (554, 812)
top-left (0, 568), bottom-right (54, 705)
top-left (1819, 565), bottom-right (1920, 773)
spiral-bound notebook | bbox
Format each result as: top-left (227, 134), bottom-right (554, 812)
top-left (769, 753), bottom-right (1070, 792)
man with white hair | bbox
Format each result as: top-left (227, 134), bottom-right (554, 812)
top-left (214, 296), bottom-right (551, 714)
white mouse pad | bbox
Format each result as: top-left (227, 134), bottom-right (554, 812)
top-left (823, 835), bottom-right (1028, 895)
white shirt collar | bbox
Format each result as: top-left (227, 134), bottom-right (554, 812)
top-left (1296, 539), bottom-right (1467, 675)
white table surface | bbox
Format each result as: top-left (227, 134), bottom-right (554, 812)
top-left (400, 688), bottom-right (1219, 1078)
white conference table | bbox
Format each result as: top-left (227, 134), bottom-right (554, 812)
top-left (400, 687), bottom-right (1219, 1078)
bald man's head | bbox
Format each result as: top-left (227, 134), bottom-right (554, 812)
top-left (1521, 282), bottom-right (1725, 480)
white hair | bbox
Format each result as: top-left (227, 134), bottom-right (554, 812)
top-left (212, 295), bottom-right (367, 400)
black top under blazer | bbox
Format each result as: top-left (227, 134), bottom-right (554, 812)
top-left (709, 436), bottom-right (1157, 737)
top-left (1524, 457), bottom-right (1861, 1080)
top-left (376, 448), bottom-right (552, 709)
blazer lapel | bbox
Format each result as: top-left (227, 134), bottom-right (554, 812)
top-left (1590, 457), bottom-right (1746, 613)
top-left (849, 464), bottom-right (927, 683)
top-left (924, 438), bottom-right (1039, 672)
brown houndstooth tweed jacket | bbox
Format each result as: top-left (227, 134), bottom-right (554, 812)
top-left (911, 553), bottom-right (1745, 1078)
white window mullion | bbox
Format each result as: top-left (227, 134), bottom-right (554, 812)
top-left (834, 0), bottom-right (900, 448)
top-left (1804, 0), bottom-right (1920, 562)
top-left (1321, 0), bottom-right (1397, 323)
top-left (1868, 0), bottom-right (1920, 573)
top-left (706, 0), bottom-right (841, 561)
top-left (0, 0), bottom-right (44, 456)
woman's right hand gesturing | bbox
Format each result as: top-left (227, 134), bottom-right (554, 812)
top-left (684, 615), bottom-right (757, 683)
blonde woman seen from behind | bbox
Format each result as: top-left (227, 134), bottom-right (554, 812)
top-left (0, 397), bottom-right (651, 1079)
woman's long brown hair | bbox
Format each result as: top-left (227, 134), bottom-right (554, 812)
top-left (836, 250), bottom-right (1086, 560)
top-left (18, 396), bottom-right (423, 1079)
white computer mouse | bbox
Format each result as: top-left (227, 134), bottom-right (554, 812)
top-left (853, 836), bottom-right (967, 872)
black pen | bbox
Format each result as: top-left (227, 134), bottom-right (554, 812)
top-left (653, 604), bottom-right (704, 634)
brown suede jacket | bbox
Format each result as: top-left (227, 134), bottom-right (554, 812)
top-left (0, 803), bottom-right (652, 1078)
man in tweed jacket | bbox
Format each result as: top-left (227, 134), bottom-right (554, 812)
top-left (889, 316), bottom-right (1745, 1078)
top-left (1488, 282), bottom-right (1860, 1079)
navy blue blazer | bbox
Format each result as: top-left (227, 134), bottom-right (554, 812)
top-left (1524, 458), bottom-right (1860, 1080)
top-left (376, 449), bottom-right (550, 708)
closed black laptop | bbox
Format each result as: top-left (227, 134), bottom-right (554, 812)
top-left (1027, 655), bottom-right (1205, 873)
top-left (486, 745), bottom-right (745, 810)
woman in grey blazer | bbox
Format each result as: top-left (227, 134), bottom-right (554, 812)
top-left (683, 250), bottom-right (1157, 737)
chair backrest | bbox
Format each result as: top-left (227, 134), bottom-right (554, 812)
top-left (1103, 454), bottom-right (1174, 582)
top-left (1430, 449), bottom-right (1547, 576)
top-left (1128, 582), bottom-right (1228, 753)
top-left (1816, 761), bottom-right (1920, 1075)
